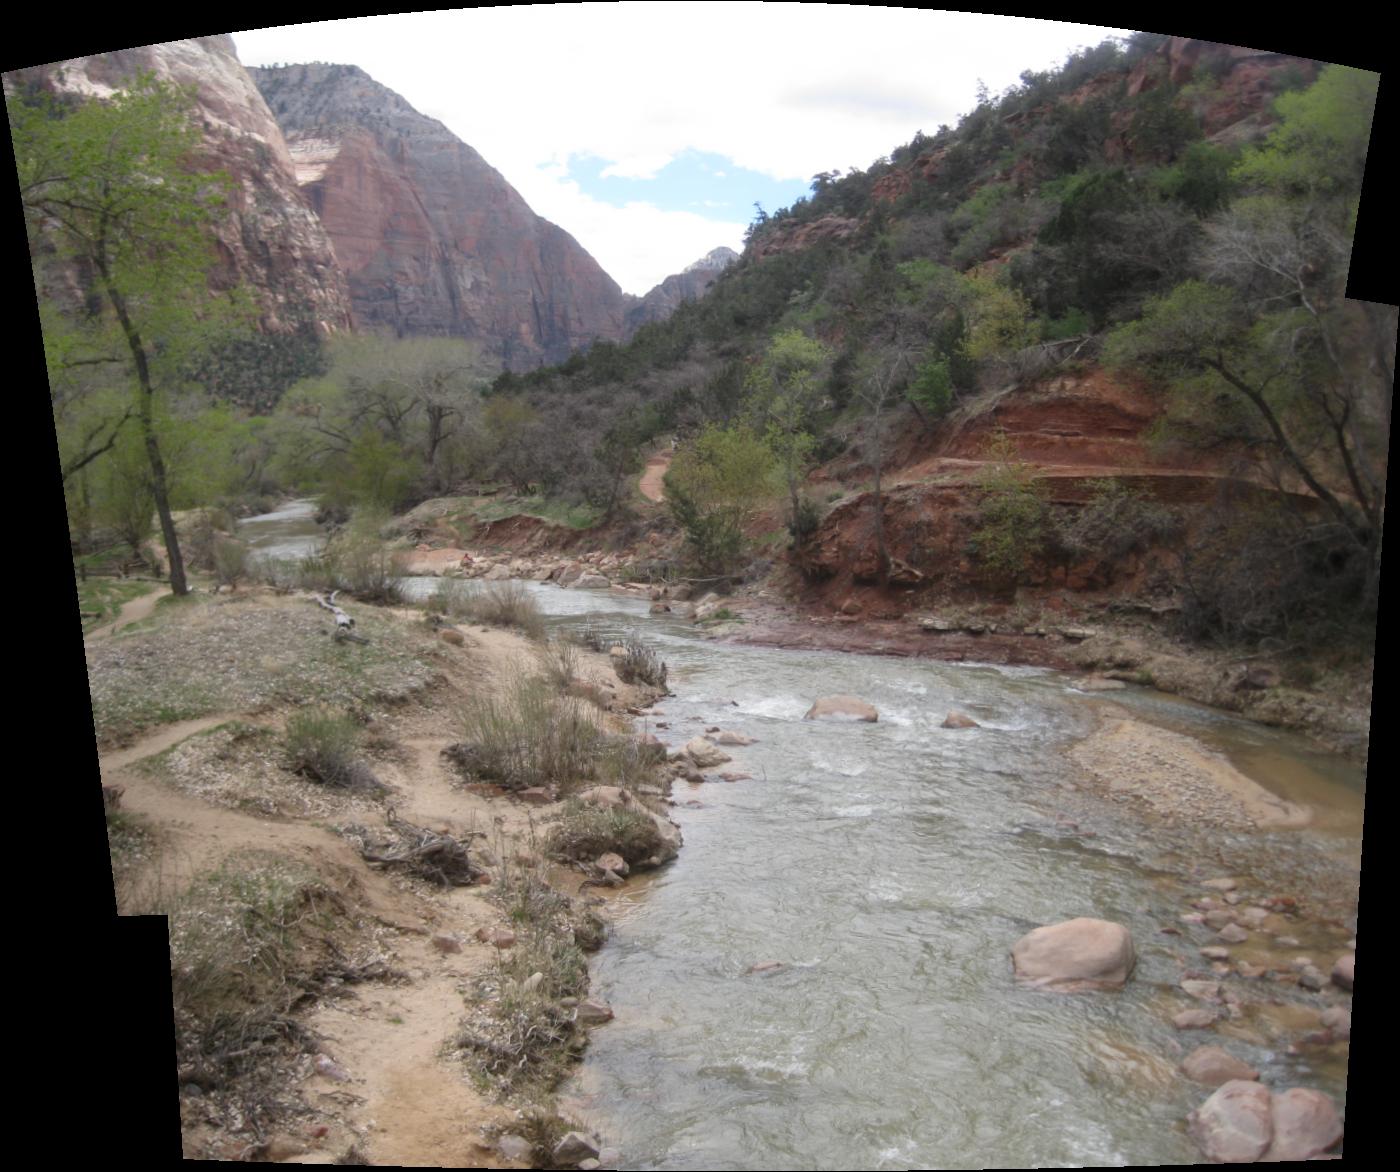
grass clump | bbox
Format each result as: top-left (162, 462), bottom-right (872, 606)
top-left (535, 636), bottom-right (580, 689)
top-left (283, 707), bottom-right (382, 791)
top-left (545, 798), bottom-right (668, 867)
top-left (612, 637), bottom-right (668, 689)
top-left (453, 677), bottom-right (601, 793)
top-left (426, 579), bottom-right (546, 640)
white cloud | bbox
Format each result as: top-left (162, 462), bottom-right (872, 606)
top-left (231, 7), bottom-right (1137, 293)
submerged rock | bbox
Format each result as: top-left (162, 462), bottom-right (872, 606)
top-left (1181, 1045), bottom-right (1260, 1086)
top-left (804, 695), bottom-right (879, 722)
top-left (941, 711), bottom-right (980, 729)
top-left (1010, 917), bottom-right (1136, 991)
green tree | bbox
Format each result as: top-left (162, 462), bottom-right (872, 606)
top-left (744, 329), bottom-right (830, 538)
top-left (14, 74), bottom-right (242, 595)
top-left (664, 424), bottom-right (778, 574)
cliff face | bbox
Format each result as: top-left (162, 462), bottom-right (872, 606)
top-left (624, 246), bottom-right (738, 335)
top-left (250, 63), bottom-right (629, 370)
top-left (8, 37), bottom-right (354, 337)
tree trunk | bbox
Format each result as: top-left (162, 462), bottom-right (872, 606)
top-left (104, 276), bottom-right (188, 595)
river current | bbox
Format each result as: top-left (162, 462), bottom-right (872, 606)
top-left (240, 502), bottom-right (1362, 1169)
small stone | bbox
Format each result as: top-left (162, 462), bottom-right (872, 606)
top-left (1173, 1008), bottom-right (1218, 1030)
top-left (1181, 979), bottom-right (1222, 1001)
top-left (1201, 878), bottom-right (1238, 892)
top-left (1319, 1007), bottom-right (1351, 1039)
top-left (1223, 891), bottom-right (1242, 905)
top-left (490, 928), bottom-right (516, 949)
top-left (431, 933), bottom-right (462, 954)
top-left (439, 628), bottom-right (465, 647)
top-left (596, 852), bottom-right (629, 877)
top-left (1200, 946), bottom-right (1231, 960)
top-left (1217, 923), bottom-right (1250, 944)
top-left (521, 971), bottom-right (544, 993)
top-left (746, 960), bottom-right (784, 974)
top-left (1298, 966), bottom-right (1327, 991)
top-left (1236, 962), bottom-right (1268, 979)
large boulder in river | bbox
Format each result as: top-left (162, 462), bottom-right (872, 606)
top-left (1264, 1087), bottom-right (1343, 1161)
top-left (804, 695), bottom-right (879, 722)
top-left (1010, 917), bottom-right (1136, 991)
top-left (685, 737), bottom-right (732, 768)
top-left (1188, 1080), bottom-right (1275, 1162)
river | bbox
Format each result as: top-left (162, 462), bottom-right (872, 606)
top-left (240, 503), bottom-right (1361, 1169)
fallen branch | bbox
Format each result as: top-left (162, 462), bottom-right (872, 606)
top-left (316, 590), bottom-right (355, 631)
top-left (344, 810), bottom-right (481, 887)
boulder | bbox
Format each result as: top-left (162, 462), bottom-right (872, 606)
top-left (1188, 1080), bottom-right (1275, 1163)
top-left (941, 711), bottom-right (980, 729)
top-left (496, 1134), bottom-right (534, 1163)
top-left (712, 730), bottom-right (757, 745)
top-left (552, 1132), bottom-right (601, 1167)
top-left (685, 737), bottom-right (732, 768)
top-left (1331, 952), bottom-right (1354, 990)
top-left (575, 999), bottom-right (615, 1025)
top-left (1264, 1088), bottom-right (1343, 1161)
top-left (803, 695), bottom-right (879, 722)
top-left (1010, 917), bottom-right (1136, 991)
top-left (596, 852), bottom-right (628, 877)
top-left (1181, 1045), bottom-right (1260, 1086)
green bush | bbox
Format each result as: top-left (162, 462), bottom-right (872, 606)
top-left (970, 434), bottom-right (1049, 584)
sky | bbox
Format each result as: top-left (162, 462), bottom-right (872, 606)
top-left (229, 8), bottom-right (1137, 296)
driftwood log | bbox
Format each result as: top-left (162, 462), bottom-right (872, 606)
top-left (347, 809), bottom-right (481, 887)
top-left (316, 591), bottom-right (370, 643)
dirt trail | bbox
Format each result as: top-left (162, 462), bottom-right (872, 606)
top-left (639, 451), bottom-right (671, 502)
top-left (89, 582), bottom-right (166, 640)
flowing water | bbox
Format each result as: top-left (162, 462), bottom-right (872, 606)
top-left (237, 498), bottom-right (325, 564)
top-left (242, 502), bottom-right (1364, 1168)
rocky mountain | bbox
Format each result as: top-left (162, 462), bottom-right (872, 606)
top-left (8, 37), bottom-right (355, 340)
top-left (249, 63), bottom-right (630, 370)
top-left (625, 246), bottom-right (738, 335)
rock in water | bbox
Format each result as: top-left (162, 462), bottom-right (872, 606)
top-left (1188, 1080), bottom-right (1275, 1162)
top-left (803, 695), bottom-right (878, 722)
top-left (1180, 1045), bottom-right (1260, 1086)
top-left (1263, 1088), bottom-right (1343, 1161)
top-left (941, 711), bottom-right (980, 729)
top-left (1010, 917), bottom-right (1136, 991)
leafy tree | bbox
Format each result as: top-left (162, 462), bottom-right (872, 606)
top-left (744, 329), bottom-right (831, 537)
top-left (14, 74), bottom-right (243, 594)
top-left (663, 424), bottom-right (777, 574)
top-left (960, 272), bottom-right (1037, 367)
top-left (971, 431), bottom-right (1049, 588)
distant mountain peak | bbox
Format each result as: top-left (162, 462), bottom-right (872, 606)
top-left (683, 246), bottom-right (740, 274)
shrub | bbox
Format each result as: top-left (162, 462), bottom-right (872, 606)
top-left (469, 581), bottom-right (547, 640)
top-left (612, 637), bottom-right (667, 690)
top-left (283, 707), bottom-right (380, 790)
top-left (1057, 479), bottom-right (1179, 562)
top-left (456, 677), bottom-right (601, 793)
top-left (535, 636), bottom-right (580, 690)
top-left (212, 536), bottom-right (249, 592)
top-left (970, 433), bottom-right (1049, 585)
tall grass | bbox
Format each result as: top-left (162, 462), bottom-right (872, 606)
top-left (429, 579), bottom-right (546, 640)
top-left (457, 677), bottom-right (600, 792)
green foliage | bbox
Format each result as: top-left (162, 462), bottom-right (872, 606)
top-left (970, 433), bottom-right (1049, 584)
top-left (960, 272), bottom-right (1037, 364)
top-left (1152, 141), bottom-right (1237, 216)
top-left (1126, 85), bottom-right (1202, 162)
top-left (1232, 64), bottom-right (1378, 201)
top-left (664, 424), bottom-right (779, 573)
top-left (907, 353), bottom-right (954, 418)
top-left (546, 799), bottom-right (667, 867)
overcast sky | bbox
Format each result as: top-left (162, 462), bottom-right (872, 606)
top-left (232, 8), bottom-right (1135, 295)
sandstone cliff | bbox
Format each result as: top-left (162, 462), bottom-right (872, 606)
top-left (250, 63), bottom-right (629, 370)
top-left (624, 246), bottom-right (738, 336)
top-left (8, 37), bottom-right (354, 340)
